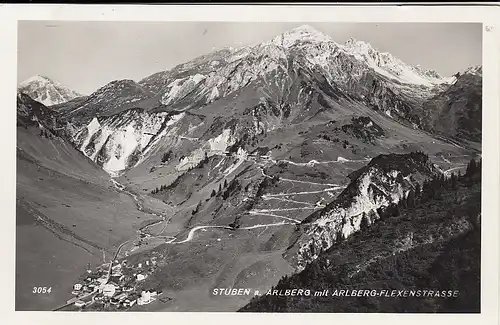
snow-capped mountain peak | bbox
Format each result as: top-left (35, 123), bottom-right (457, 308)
top-left (19, 74), bottom-right (52, 88)
top-left (463, 65), bottom-right (482, 76)
top-left (18, 75), bottom-right (83, 106)
top-left (269, 24), bottom-right (335, 48)
top-left (344, 37), bottom-right (373, 51)
top-left (340, 38), bottom-right (449, 87)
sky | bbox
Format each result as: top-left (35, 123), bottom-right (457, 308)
top-left (18, 21), bottom-right (482, 95)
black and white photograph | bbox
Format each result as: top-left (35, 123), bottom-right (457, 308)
top-left (9, 7), bottom-right (496, 317)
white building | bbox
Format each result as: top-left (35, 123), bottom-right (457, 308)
top-left (97, 277), bottom-right (107, 285)
top-left (74, 300), bottom-right (85, 308)
top-left (116, 293), bottom-right (128, 301)
top-left (73, 283), bottom-right (82, 291)
top-left (137, 291), bottom-right (155, 305)
top-left (102, 284), bottom-right (116, 298)
top-left (136, 274), bottom-right (146, 281)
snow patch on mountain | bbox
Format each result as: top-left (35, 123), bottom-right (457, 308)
top-left (269, 25), bottom-right (334, 48)
top-left (73, 110), bottom-right (186, 173)
top-left (176, 148), bottom-right (206, 172)
top-left (208, 129), bottom-right (234, 153)
top-left (223, 148), bottom-right (248, 176)
top-left (102, 124), bottom-right (142, 172)
top-left (175, 128), bottom-right (237, 172)
top-left (135, 112), bottom-right (186, 167)
top-left (208, 86), bottom-right (220, 102)
top-left (161, 74), bottom-right (206, 105)
top-left (80, 117), bottom-right (101, 152)
top-left (341, 38), bottom-right (449, 87)
top-left (463, 65), bottom-right (482, 76)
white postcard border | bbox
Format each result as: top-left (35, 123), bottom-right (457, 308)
top-left (0, 4), bottom-right (498, 325)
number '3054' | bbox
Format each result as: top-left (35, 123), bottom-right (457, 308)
top-left (33, 287), bottom-right (52, 294)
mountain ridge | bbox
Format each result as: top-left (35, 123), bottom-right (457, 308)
top-left (18, 75), bottom-right (83, 106)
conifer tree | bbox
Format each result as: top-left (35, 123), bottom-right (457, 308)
top-left (466, 159), bottom-right (477, 177)
top-left (451, 172), bottom-right (458, 190)
top-left (415, 182), bottom-right (421, 198)
top-left (399, 195), bottom-right (407, 209)
top-left (359, 212), bottom-right (370, 230)
top-left (422, 180), bottom-right (430, 202)
top-left (406, 190), bottom-right (416, 208)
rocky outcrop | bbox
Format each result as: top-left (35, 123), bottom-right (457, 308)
top-left (17, 92), bottom-right (55, 128)
top-left (57, 79), bottom-right (156, 123)
top-left (285, 152), bottom-right (441, 271)
top-left (136, 25), bottom-right (450, 130)
top-left (422, 66), bottom-right (482, 142)
top-left (70, 108), bottom-right (186, 174)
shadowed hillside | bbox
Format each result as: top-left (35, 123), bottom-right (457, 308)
top-left (240, 159), bottom-right (481, 313)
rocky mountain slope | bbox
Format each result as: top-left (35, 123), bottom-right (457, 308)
top-left (241, 165), bottom-right (481, 313)
top-left (48, 25), bottom-right (481, 179)
top-left (17, 92), bottom-right (57, 128)
top-left (18, 75), bottom-right (83, 106)
top-left (422, 66), bottom-right (482, 142)
top-left (49, 26), bottom-right (479, 178)
top-left (284, 152), bottom-right (442, 271)
top-left (58, 79), bottom-right (157, 123)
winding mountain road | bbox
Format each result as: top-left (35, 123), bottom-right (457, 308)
top-left (443, 165), bottom-right (467, 176)
top-left (109, 178), bottom-right (298, 250)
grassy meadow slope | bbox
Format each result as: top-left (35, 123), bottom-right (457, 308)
top-left (16, 126), bottom-right (163, 310)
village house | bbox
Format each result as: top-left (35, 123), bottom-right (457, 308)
top-left (137, 291), bottom-right (155, 305)
top-left (109, 276), bottom-right (121, 284)
top-left (74, 300), bottom-right (86, 308)
top-left (97, 275), bottom-right (108, 285)
top-left (116, 292), bottom-right (128, 301)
